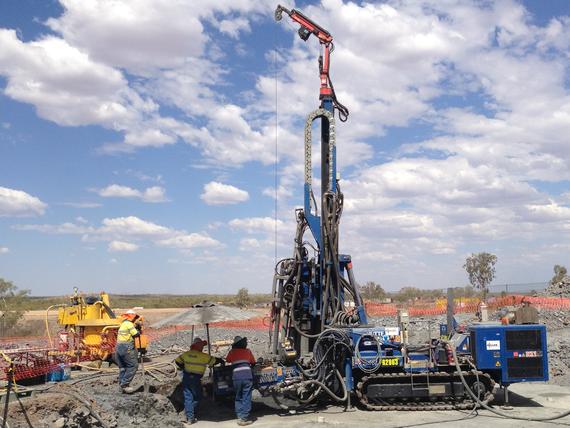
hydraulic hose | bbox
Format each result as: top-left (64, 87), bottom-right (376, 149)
top-left (448, 342), bottom-right (570, 421)
top-left (292, 369), bottom-right (348, 404)
top-left (45, 304), bottom-right (66, 347)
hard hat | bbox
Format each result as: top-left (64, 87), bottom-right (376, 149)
top-left (126, 309), bottom-right (137, 315)
top-left (191, 337), bottom-right (207, 349)
top-left (192, 337), bottom-right (206, 345)
top-left (233, 336), bottom-right (247, 346)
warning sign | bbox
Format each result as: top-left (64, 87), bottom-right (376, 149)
top-left (486, 340), bottom-right (500, 350)
top-left (495, 361), bottom-right (501, 367)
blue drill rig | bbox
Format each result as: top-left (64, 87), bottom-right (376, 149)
top-left (215, 5), bottom-right (550, 411)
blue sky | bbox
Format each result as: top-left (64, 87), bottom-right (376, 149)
top-left (0, 0), bottom-right (569, 296)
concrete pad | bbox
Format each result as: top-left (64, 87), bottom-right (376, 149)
top-left (192, 383), bottom-right (570, 428)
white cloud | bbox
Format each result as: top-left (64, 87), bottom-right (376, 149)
top-left (108, 240), bottom-right (139, 253)
top-left (0, 30), bottom-right (148, 128)
top-left (200, 181), bottom-right (249, 206)
top-left (15, 215), bottom-right (222, 253)
top-left (99, 216), bottom-right (171, 238)
top-left (142, 186), bottom-right (168, 203)
top-left (229, 217), bottom-right (283, 234)
top-left (156, 233), bottom-right (222, 250)
top-left (97, 184), bottom-right (139, 198)
top-left (95, 184), bottom-right (168, 203)
top-left (0, 186), bottom-right (47, 217)
top-left (0, 247), bottom-right (9, 254)
top-left (46, 0), bottom-right (267, 74)
top-left (61, 201), bottom-right (102, 208)
top-left (0, 1), bottom-right (277, 166)
top-left (14, 222), bottom-right (92, 234)
top-left (238, 238), bottom-right (276, 252)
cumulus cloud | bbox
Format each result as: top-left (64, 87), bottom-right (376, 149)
top-left (0, 30), bottom-right (149, 128)
top-left (15, 215), bottom-right (221, 253)
top-left (200, 182), bottom-right (249, 206)
top-left (156, 233), bottom-right (221, 250)
top-left (108, 240), bottom-right (139, 252)
top-left (61, 201), bottom-right (102, 209)
top-left (95, 184), bottom-right (168, 203)
top-left (0, 186), bottom-right (47, 217)
top-left (228, 217), bottom-right (283, 234)
top-left (0, 0), bottom-right (280, 166)
top-left (0, 247), bottom-right (9, 254)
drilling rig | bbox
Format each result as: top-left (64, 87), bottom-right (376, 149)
top-left (256, 5), bottom-right (549, 411)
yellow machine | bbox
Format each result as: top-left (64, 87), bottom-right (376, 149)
top-left (49, 288), bottom-right (147, 360)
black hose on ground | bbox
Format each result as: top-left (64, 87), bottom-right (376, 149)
top-left (447, 342), bottom-right (570, 422)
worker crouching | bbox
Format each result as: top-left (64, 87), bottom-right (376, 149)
top-left (175, 337), bottom-right (223, 426)
top-left (226, 336), bottom-right (256, 426)
top-left (115, 309), bottom-right (141, 394)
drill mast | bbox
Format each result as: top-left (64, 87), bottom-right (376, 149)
top-left (271, 5), bottom-right (366, 360)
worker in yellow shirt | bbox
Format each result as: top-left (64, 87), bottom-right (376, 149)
top-left (115, 309), bottom-right (141, 394)
top-left (175, 337), bottom-right (223, 425)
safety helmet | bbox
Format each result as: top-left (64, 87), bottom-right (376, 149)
top-left (191, 337), bottom-right (207, 350)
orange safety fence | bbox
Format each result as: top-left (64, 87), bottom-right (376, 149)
top-left (365, 295), bottom-right (570, 317)
top-left (142, 316), bottom-right (270, 342)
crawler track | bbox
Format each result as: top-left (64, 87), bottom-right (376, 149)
top-left (356, 370), bottom-right (495, 411)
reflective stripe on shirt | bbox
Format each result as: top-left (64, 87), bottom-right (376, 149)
top-left (175, 350), bottom-right (215, 375)
top-left (226, 348), bottom-right (255, 380)
top-left (117, 320), bottom-right (138, 343)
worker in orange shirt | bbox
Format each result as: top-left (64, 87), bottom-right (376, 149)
top-left (226, 336), bottom-right (256, 426)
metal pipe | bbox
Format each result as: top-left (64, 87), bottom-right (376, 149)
top-left (206, 324), bottom-right (211, 356)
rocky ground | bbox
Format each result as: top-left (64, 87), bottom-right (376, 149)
top-left (5, 309), bottom-right (570, 428)
top-left (544, 275), bottom-right (570, 297)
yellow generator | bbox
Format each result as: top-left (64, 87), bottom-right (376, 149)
top-left (52, 288), bottom-right (148, 360)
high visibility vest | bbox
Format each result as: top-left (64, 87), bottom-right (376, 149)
top-left (117, 320), bottom-right (138, 343)
top-left (175, 350), bottom-right (216, 375)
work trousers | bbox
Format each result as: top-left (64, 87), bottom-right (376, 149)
top-left (233, 379), bottom-right (253, 421)
top-left (115, 342), bottom-right (138, 387)
top-left (182, 372), bottom-right (203, 420)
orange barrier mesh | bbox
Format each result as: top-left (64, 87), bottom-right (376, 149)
top-left (365, 295), bottom-right (570, 317)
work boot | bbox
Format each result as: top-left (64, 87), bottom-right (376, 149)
top-left (237, 419), bottom-right (253, 426)
top-left (182, 420), bottom-right (196, 427)
top-left (122, 386), bottom-right (136, 394)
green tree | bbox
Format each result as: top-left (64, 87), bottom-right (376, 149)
top-left (0, 278), bottom-right (30, 335)
top-left (463, 252), bottom-right (497, 302)
top-left (551, 265), bottom-right (567, 284)
top-left (359, 281), bottom-right (386, 301)
top-left (235, 287), bottom-right (251, 308)
top-left (394, 287), bottom-right (423, 303)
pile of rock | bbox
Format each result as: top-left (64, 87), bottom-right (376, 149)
top-left (545, 275), bottom-right (570, 297)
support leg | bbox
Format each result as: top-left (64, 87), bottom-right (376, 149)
top-left (501, 384), bottom-right (513, 410)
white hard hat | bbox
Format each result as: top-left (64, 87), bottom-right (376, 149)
top-left (126, 309), bottom-right (137, 315)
